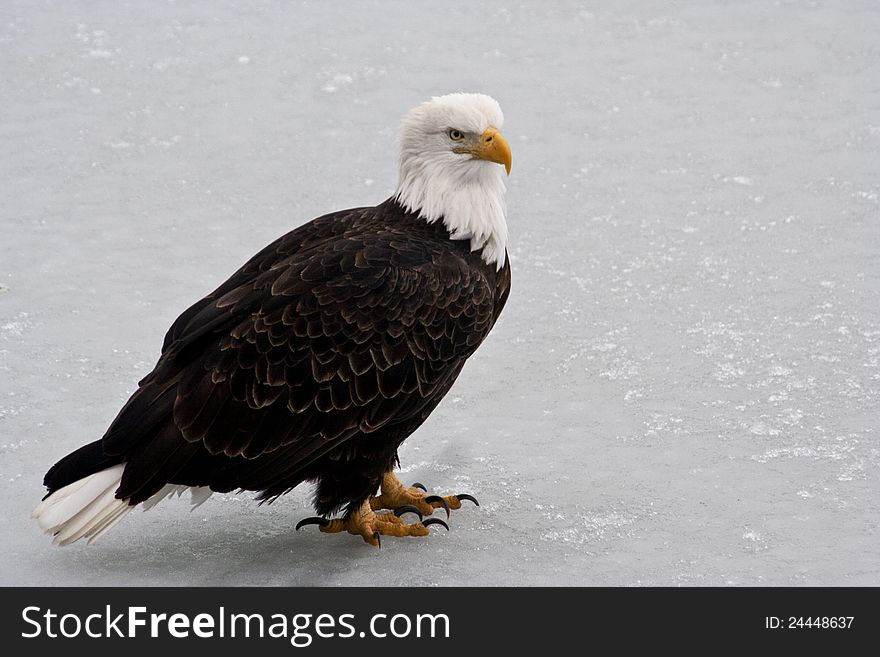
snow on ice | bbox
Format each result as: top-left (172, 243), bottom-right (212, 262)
top-left (1, 0), bottom-right (878, 586)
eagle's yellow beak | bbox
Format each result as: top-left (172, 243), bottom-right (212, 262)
top-left (472, 128), bottom-right (512, 175)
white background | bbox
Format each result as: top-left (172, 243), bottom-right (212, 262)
top-left (1, 0), bottom-right (878, 585)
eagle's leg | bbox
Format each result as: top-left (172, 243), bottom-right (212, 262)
top-left (369, 472), bottom-right (479, 518)
top-left (298, 499), bottom-right (447, 546)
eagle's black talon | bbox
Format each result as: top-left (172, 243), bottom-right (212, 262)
top-left (423, 517), bottom-right (449, 531)
top-left (295, 517), bottom-right (329, 531)
top-left (374, 532), bottom-right (381, 548)
top-left (394, 504), bottom-right (423, 520)
top-left (454, 493), bottom-right (480, 507)
top-left (411, 482), bottom-right (427, 492)
top-left (424, 495), bottom-right (451, 518)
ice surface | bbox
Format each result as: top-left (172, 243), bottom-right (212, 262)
top-left (1, 0), bottom-right (878, 586)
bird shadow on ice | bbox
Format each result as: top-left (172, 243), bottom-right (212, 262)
top-left (50, 521), bottom-right (456, 586)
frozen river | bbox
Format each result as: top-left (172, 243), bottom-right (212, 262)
top-left (1, 0), bottom-right (878, 585)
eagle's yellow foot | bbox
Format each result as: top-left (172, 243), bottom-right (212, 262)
top-left (295, 499), bottom-right (448, 546)
top-left (369, 472), bottom-right (480, 518)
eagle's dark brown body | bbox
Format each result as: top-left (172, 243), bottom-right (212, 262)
top-left (44, 198), bottom-right (511, 517)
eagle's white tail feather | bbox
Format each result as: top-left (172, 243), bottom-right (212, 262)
top-left (141, 483), bottom-right (186, 511)
top-left (33, 465), bottom-right (215, 545)
top-left (32, 464), bottom-right (132, 546)
top-left (189, 486), bottom-right (213, 509)
top-left (62, 490), bottom-right (128, 545)
top-left (142, 484), bottom-right (213, 511)
top-left (87, 500), bottom-right (136, 544)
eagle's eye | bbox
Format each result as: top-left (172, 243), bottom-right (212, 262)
top-left (448, 129), bottom-right (465, 142)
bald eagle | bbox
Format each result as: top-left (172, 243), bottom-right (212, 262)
top-left (33, 93), bottom-right (512, 546)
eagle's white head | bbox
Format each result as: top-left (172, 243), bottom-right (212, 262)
top-left (394, 93), bottom-right (511, 270)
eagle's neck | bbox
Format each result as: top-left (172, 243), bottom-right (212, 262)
top-left (394, 157), bottom-right (508, 270)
